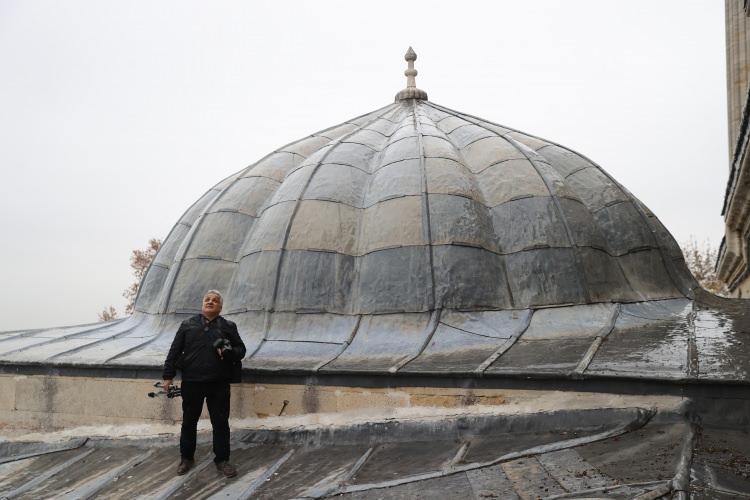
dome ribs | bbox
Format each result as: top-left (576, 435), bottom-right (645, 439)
top-left (120, 92), bottom-right (705, 379)
top-left (418, 102), bottom-right (515, 310)
top-left (501, 135), bottom-right (592, 305)
top-left (351, 104), bottom-right (431, 314)
top-left (412, 100), bottom-right (438, 311)
top-left (425, 102), bottom-right (591, 308)
top-left (425, 101), bottom-right (686, 304)
top-left (479, 102), bottom-right (687, 299)
top-left (136, 104), bottom-right (395, 315)
top-left (245, 104), bottom-right (402, 360)
top-left (535, 144), bottom-right (690, 299)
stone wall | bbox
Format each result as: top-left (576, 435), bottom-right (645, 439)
top-left (0, 374), bottom-right (507, 430)
top-left (726, 0), bottom-right (750, 155)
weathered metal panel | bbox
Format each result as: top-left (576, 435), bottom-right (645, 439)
top-left (556, 197), bottom-right (607, 249)
top-left (241, 201), bottom-right (295, 254)
top-left (227, 251), bottom-right (279, 311)
top-left (185, 211), bottom-right (253, 261)
top-left (304, 163), bottom-right (368, 207)
top-left (360, 197), bottom-right (424, 254)
top-left (429, 194), bottom-right (497, 251)
top-left (521, 304), bottom-right (615, 340)
top-left (366, 159), bottom-right (422, 205)
top-left (403, 310), bottom-right (530, 373)
top-left (578, 247), bottom-right (638, 302)
top-left (425, 157), bottom-right (483, 201)
top-left (275, 250), bottom-right (355, 313)
top-left (325, 142), bottom-right (378, 168)
top-left (447, 123), bottom-right (495, 148)
top-left (486, 338), bottom-right (593, 373)
top-left (535, 143), bottom-right (592, 177)
top-left (245, 151), bottom-right (301, 182)
top-left (432, 245), bottom-right (512, 310)
top-left (477, 159), bottom-right (549, 205)
top-left (287, 200), bottom-right (359, 255)
top-left (617, 249), bottom-right (682, 300)
top-left (566, 166), bottom-right (629, 212)
top-left (322, 313), bottom-right (431, 371)
top-left (505, 248), bottom-right (586, 307)
top-left (167, 259), bottom-right (237, 313)
top-left (586, 300), bottom-right (692, 379)
top-left (491, 197), bottom-right (569, 253)
top-left (211, 176), bottom-right (280, 216)
top-left (592, 201), bottom-right (656, 255)
top-left (461, 136), bottom-right (525, 172)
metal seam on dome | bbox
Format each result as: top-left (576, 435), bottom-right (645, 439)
top-left (437, 321), bottom-right (513, 340)
top-left (236, 241), bottom-right (664, 265)
top-left (475, 309), bottom-right (533, 373)
top-left (238, 174), bottom-right (282, 184)
top-left (281, 152), bottom-right (422, 180)
top-left (425, 101), bottom-right (692, 300)
top-left (418, 103), bottom-right (515, 308)
top-left (573, 303), bottom-right (621, 376)
top-left (313, 315), bottom-right (362, 372)
top-left (246, 104), bottom-right (401, 361)
top-left (347, 109), bottom-right (409, 320)
top-left (337, 140), bottom-right (380, 152)
top-left (224, 295), bottom-right (674, 318)
top-left (563, 165), bottom-right (596, 179)
top-left (391, 308), bottom-right (442, 373)
top-left (413, 100), bottom-right (438, 311)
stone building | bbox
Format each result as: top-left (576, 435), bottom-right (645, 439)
top-left (719, 0), bottom-right (750, 295)
top-left (1, 48), bottom-right (749, 498)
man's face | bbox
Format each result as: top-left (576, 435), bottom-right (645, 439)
top-left (202, 293), bottom-right (222, 318)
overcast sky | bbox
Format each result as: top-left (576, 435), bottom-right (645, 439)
top-left (0, 1), bottom-right (728, 330)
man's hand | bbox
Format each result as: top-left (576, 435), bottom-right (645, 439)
top-left (163, 379), bottom-right (173, 391)
top-left (216, 348), bottom-right (224, 360)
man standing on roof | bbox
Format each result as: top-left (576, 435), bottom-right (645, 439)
top-left (162, 290), bottom-right (246, 478)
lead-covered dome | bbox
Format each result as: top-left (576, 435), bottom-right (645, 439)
top-left (16, 48), bottom-right (750, 384)
top-left (135, 95), bottom-right (694, 319)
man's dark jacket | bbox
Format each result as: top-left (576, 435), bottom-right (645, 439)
top-left (162, 315), bottom-right (246, 382)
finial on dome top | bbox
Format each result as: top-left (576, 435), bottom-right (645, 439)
top-left (396, 46), bottom-right (428, 101)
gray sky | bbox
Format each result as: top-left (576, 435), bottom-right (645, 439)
top-left (0, 0), bottom-right (728, 330)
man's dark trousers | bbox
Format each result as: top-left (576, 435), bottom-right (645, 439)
top-left (180, 381), bottom-right (231, 463)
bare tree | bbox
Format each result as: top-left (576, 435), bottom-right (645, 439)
top-left (123, 238), bottom-right (162, 314)
top-left (681, 237), bottom-right (727, 295)
top-left (98, 305), bottom-right (118, 322)
top-left (97, 238), bottom-right (162, 320)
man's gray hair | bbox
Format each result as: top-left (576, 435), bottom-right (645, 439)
top-left (204, 290), bottom-right (223, 304)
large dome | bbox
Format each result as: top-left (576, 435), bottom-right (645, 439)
top-left (135, 87), bottom-right (695, 320)
top-left (14, 49), bottom-right (750, 385)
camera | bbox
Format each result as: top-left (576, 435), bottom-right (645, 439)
top-left (213, 338), bottom-right (233, 351)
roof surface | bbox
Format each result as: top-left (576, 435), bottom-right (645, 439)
top-left (5, 404), bottom-right (739, 499)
